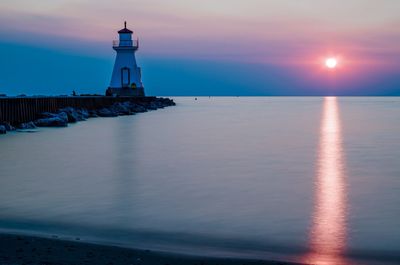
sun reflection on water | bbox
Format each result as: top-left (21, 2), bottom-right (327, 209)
top-left (303, 97), bottom-right (348, 265)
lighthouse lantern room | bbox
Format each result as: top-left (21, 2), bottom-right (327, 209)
top-left (107, 22), bottom-right (145, 96)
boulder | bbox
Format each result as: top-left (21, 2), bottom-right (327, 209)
top-left (121, 102), bottom-right (136, 114)
top-left (131, 104), bottom-right (147, 113)
top-left (0, 122), bottom-right (15, 131)
top-left (97, 108), bottom-right (118, 117)
top-left (35, 112), bottom-right (68, 127)
top-left (35, 117), bottom-right (68, 127)
top-left (156, 100), bottom-right (165, 108)
top-left (158, 98), bottom-right (175, 106)
top-left (0, 125), bottom-right (6, 134)
top-left (88, 110), bottom-right (99, 118)
top-left (77, 109), bottom-right (89, 119)
top-left (163, 98), bottom-right (176, 106)
top-left (57, 112), bottom-right (69, 123)
top-left (59, 107), bottom-right (85, 123)
top-left (147, 102), bottom-right (158, 110)
top-left (111, 102), bottom-right (131, 115)
top-left (18, 121), bottom-right (36, 130)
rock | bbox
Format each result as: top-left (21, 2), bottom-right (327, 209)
top-left (18, 121), bottom-right (36, 130)
top-left (59, 107), bottom-right (85, 123)
top-left (88, 110), bottom-right (99, 118)
top-left (121, 102), bottom-right (136, 114)
top-left (35, 112), bottom-right (68, 127)
top-left (131, 104), bottom-right (147, 113)
top-left (0, 125), bottom-right (6, 134)
top-left (147, 102), bottom-right (158, 110)
top-left (158, 97), bottom-right (175, 106)
top-left (97, 108), bottom-right (118, 117)
top-left (35, 117), bottom-right (68, 127)
top-left (163, 98), bottom-right (176, 106)
top-left (57, 112), bottom-right (69, 123)
top-left (77, 109), bottom-right (89, 119)
top-left (0, 122), bottom-right (15, 131)
top-left (110, 102), bottom-right (131, 115)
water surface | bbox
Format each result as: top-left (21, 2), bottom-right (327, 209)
top-left (0, 97), bottom-right (399, 264)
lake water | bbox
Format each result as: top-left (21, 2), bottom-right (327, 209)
top-left (0, 97), bottom-right (399, 265)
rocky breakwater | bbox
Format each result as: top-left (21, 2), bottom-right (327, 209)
top-left (1, 97), bottom-right (175, 134)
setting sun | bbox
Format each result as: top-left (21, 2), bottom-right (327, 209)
top-left (326, 58), bottom-right (338, 69)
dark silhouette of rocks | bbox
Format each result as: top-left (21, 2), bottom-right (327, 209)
top-left (0, 97), bottom-right (175, 132)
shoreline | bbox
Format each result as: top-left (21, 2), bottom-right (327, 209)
top-left (0, 232), bottom-right (303, 265)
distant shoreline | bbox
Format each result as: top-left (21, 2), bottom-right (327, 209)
top-left (0, 232), bottom-right (302, 265)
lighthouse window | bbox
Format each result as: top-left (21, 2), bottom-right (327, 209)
top-left (121, 67), bottom-right (131, 87)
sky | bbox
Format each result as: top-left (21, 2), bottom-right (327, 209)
top-left (0, 0), bottom-right (399, 96)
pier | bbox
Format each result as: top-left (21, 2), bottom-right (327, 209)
top-left (0, 96), bottom-right (163, 125)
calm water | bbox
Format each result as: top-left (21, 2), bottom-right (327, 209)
top-left (0, 97), bottom-right (399, 265)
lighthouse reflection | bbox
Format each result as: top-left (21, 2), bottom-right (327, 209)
top-left (304, 97), bottom-right (348, 265)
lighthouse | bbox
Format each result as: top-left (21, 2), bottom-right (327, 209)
top-left (107, 22), bottom-right (145, 96)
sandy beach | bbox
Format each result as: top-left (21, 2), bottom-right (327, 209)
top-left (0, 233), bottom-right (304, 265)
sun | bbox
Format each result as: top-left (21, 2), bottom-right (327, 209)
top-left (325, 58), bottom-right (338, 69)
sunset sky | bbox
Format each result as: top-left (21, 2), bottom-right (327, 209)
top-left (0, 0), bottom-right (399, 96)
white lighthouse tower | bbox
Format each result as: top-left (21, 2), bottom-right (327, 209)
top-left (107, 22), bottom-right (144, 96)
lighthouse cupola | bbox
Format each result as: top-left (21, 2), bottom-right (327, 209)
top-left (107, 21), bottom-right (144, 96)
top-left (117, 21), bottom-right (135, 47)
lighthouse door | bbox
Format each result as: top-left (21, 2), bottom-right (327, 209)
top-left (121, 67), bottom-right (131, 87)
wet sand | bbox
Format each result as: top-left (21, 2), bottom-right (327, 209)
top-left (0, 233), bottom-right (303, 265)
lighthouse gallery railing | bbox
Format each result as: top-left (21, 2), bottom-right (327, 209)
top-left (112, 39), bottom-right (139, 48)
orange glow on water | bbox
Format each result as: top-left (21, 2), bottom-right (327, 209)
top-left (303, 97), bottom-right (348, 265)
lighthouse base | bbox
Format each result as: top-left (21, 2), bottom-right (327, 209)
top-left (106, 87), bottom-right (145, 97)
